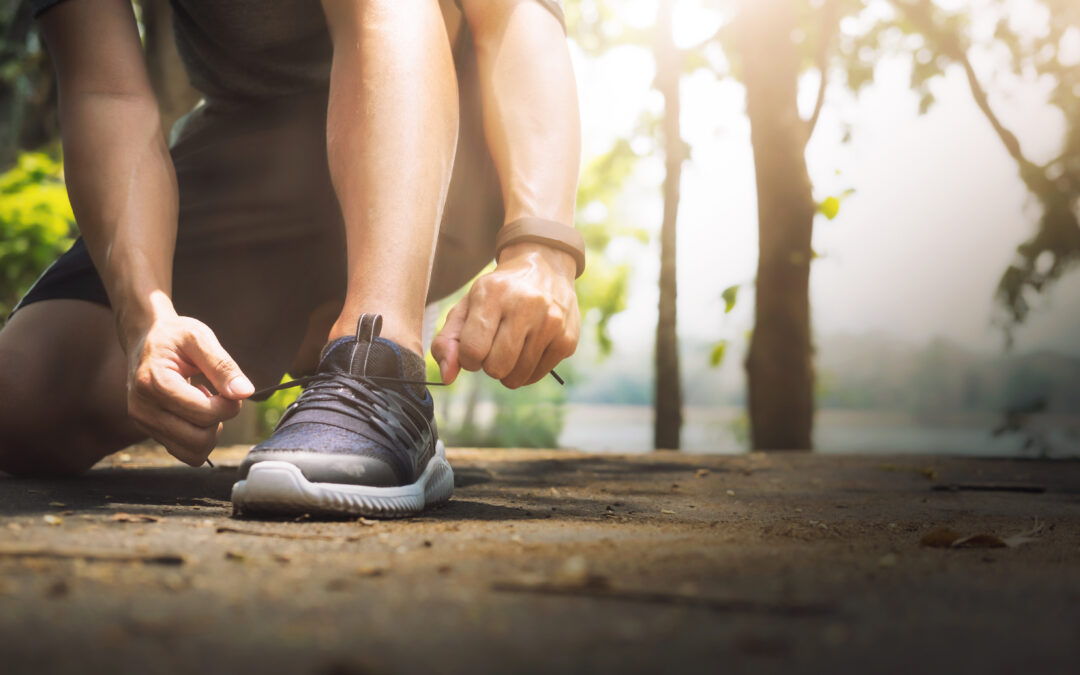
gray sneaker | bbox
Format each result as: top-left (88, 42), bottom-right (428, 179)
top-left (231, 314), bottom-right (453, 518)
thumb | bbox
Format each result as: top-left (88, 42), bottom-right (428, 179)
top-left (183, 326), bottom-right (253, 400)
top-left (431, 297), bottom-right (469, 385)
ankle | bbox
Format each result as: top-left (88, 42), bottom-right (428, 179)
top-left (329, 315), bottom-right (423, 357)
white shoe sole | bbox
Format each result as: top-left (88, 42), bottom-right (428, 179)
top-left (230, 441), bottom-right (453, 518)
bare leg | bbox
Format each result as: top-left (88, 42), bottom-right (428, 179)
top-left (321, 0), bottom-right (459, 354)
top-left (0, 300), bottom-right (144, 476)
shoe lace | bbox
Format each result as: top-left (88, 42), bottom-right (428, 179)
top-left (257, 372), bottom-right (441, 450)
top-left (249, 369), bottom-right (564, 451)
top-left (200, 309), bottom-right (564, 468)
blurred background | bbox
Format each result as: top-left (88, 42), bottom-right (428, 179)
top-left (1, 0), bottom-right (1077, 456)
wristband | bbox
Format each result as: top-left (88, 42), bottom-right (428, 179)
top-left (494, 217), bottom-right (586, 278)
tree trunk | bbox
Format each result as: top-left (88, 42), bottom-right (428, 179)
top-left (142, 0), bottom-right (199, 134)
top-left (653, 1), bottom-right (684, 450)
top-left (738, 0), bottom-right (816, 451)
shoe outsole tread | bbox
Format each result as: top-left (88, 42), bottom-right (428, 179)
top-left (231, 441), bottom-right (453, 519)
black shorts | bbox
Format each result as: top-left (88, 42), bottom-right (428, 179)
top-left (14, 36), bottom-right (503, 389)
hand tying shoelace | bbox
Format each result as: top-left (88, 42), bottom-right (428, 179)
top-left (227, 313), bottom-right (556, 516)
top-left (202, 368), bottom-right (564, 468)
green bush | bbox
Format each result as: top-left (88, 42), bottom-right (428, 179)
top-left (0, 152), bottom-right (75, 319)
top-left (255, 378), bottom-right (302, 438)
top-left (436, 369), bottom-right (567, 449)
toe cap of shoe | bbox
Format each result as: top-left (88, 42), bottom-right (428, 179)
top-left (239, 449), bottom-right (403, 487)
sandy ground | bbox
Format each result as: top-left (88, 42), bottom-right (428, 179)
top-left (1, 446), bottom-right (1078, 675)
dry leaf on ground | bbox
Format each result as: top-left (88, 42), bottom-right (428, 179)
top-left (952, 533), bottom-right (1008, 549)
top-left (921, 522), bottom-right (1043, 549)
top-left (111, 513), bottom-right (162, 523)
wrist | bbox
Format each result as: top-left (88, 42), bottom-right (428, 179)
top-left (115, 289), bottom-right (177, 352)
top-left (494, 217), bottom-right (586, 278)
top-left (497, 241), bottom-right (577, 279)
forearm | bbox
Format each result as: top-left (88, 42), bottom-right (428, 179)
top-left (463, 0), bottom-right (581, 228)
top-left (430, 0), bottom-right (581, 387)
top-left (41, 0), bottom-right (179, 350)
top-left (59, 91), bottom-right (178, 347)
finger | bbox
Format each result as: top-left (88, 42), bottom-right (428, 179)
top-left (146, 368), bottom-right (242, 427)
top-left (525, 334), bottom-right (577, 386)
top-left (130, 406), bottom-right (218, 467)
top-left (484, 319), bottom-right (527, 382)
top-left (505, 304), bottom-right (572, 388)
top-left (181, 326), bottom-right (253, 400)
top-left (431, 297), bottom-right (469, 384)
top-left (501, 330), bottom-right (549, 389)
top-left (132, 421), bottom-right (203, 468)
top-left (457, 294), bottom-right (500, 373)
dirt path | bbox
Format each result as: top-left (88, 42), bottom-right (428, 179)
top-left (1, 447), bottom-right (1078, 674)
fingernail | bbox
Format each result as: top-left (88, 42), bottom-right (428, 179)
top-left (228, 375), bottom-right (254, 397)
top-left (439, 360), bottom-right (449, 376)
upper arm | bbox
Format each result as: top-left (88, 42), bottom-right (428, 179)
top-left (39, 0), bottom-right (155, 100)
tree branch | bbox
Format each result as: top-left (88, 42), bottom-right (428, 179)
top-left (804, 0), bottom-right (837, 144)
top-left (805, 70), bottom-right (828, 144)
top-left (889, 0), bottom-right (1036, 173)
top-left (954, 49), bottom-right (1028, 166)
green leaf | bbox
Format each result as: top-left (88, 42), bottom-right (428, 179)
top-left (820, 196), bottom-right (841, 220)
top-left (721, 285), bottom-right (739, 314)
top-left (709, 340), bottom-right (729, 368)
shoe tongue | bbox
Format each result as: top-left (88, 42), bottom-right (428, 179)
top-left (319, 336), bottom-right (427, 388)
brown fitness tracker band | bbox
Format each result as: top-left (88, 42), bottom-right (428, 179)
top-left (494, 217), bottom-right (587, 278)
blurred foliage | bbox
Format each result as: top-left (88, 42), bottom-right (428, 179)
top-left (565, 0), bottom-right (654, 54)
top-left (574, 139), bottom-right (648, 355)
top-left (440, 371), bottom-right (567, 448)
top-left (687, 0), bottom-right (1080, 375)
top-left (813, 333), bottom-right (1080, 418)
top-left (0, 0), bottom-right (58, 165)
top-left (254, 376), bottom-right (302, 439)
top-left (709, 339), bottom-right (728, 366)
top-left (720, 284), bottom-right (739, 314)
top-left (724, 410), bottom-right (750, 446)
top-left (831, 0), bottom-right (1080, 342)
top-left (819, 196), bottom-right (840, 220)
top-left (0, 151), bottom-right (74, 319)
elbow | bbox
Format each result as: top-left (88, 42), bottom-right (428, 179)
top-left (462, 0), bottom-right (566, 54)
top-left (461, 0), bottom-right (518, 42)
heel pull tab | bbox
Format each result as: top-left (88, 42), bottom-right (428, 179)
top-left (355, 313), bottom-right (383, 342)
top-left (348, 313), bottom-right (384, 374)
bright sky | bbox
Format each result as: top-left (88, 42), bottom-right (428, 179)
top-left (568, 0), bottom-right (1080, 361)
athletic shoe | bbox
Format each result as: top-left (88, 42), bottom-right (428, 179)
top-left (231, 313), bottom-right (453, 518)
